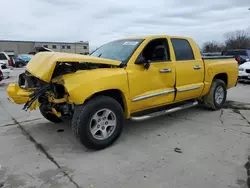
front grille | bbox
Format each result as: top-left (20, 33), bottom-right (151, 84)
top-left (238, 76), bottom-right (250, 80)
top-left (246, 69), bottom-right (250, 73)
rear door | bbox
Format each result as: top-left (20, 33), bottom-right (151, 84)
top-left (170, 38), bottom-right (205, 102)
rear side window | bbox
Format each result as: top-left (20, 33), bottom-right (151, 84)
top-left (0, 53), bottom-right (7, 60)
top-left (171, 39), bottom-right (194, 61)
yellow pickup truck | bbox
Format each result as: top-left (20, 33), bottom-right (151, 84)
top-left (7, 35), bottom-right (238, 150)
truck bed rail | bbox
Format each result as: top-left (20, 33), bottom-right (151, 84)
top-left (202, 55), bottom-right (234, 60)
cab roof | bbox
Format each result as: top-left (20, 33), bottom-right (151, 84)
top-left (120, 35), bottom-right (192, 41)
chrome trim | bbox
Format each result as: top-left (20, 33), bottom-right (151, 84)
top-left (177, 85), bottom-right (200, 92)
top-left (130, 101), bottom-right (198, 121)
top-left (132, 89), bottom-right (175, 102)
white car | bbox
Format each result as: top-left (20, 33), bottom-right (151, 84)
top-left (0, 61), bottom-right (12, 79)
top-left (238, 61), bottom-right (250, 82)
top-left (0, 52), bottom-right (14, 69)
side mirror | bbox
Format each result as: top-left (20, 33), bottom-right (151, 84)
top-left (135, 56), bottom-right (151, 70)
top-left (135, 55), bottom-right (146, 65)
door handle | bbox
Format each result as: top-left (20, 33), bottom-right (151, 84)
top-left (160, 68), bottom-right (172, 73)
top-left (193, 65), bottom-right (201, 70)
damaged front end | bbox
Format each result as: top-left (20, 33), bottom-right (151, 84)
top-left (6, 52), bottom-right (122, 120)
top-left (7, 70), bottom-right (74, 120)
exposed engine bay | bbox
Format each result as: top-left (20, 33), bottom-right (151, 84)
top-left (52, 61), bottom-right (116, 78)
top-left (19, 61), bottom-right (118, 120)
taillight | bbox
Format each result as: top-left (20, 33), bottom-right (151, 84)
top-left (8, 60), bottom-right (12, 66)
top-left (237, 56), bottom-right (241, 62)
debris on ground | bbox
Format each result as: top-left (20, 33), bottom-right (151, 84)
top-left (57, 129), bottom-right (64, 133)
top-left (174, 147), bottom-right (182, 153)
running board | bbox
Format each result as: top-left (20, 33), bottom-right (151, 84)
top-left (130, 101), bottom-right (199, 121)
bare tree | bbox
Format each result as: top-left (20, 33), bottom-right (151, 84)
top-left (202, 41), bottom-right (224, 53)
top-left (224, 29), bottom-right (250, 49)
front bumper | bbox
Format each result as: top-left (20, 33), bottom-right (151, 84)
top-left (238, 70), bottom-right (250, 81)
top-left (238, 76), bottom-right (250, 81)
top-left (6, 84), bottom-right (32, 104)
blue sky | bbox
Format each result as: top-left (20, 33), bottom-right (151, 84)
top-left (0, 0), bottom-right (249, 50)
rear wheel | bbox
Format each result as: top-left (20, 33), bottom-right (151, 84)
top-left (203, 79), bottom-right (227, 110)
top-left (39, 104), bottom-right (62, 123)
top-left (72, 96), bottom-right (124, 150)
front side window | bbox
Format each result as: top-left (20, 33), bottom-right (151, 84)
top-left (136, 38), bottom-right (170, 63)
top-left (90, 39), bottom-right (143, 63)
top-left (171, 38), bottom-right (194, 61)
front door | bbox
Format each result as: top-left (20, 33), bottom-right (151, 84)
top-left (126, 38), bottom-right (176, 113)
top-left (170, 38), bottom-right (204, 102)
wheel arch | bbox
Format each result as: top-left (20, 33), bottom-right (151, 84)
top-left (213, 73), bottom-right (228, 87)
top-left (201, 72), bottom-right (228, 97)
top-left (85, 89), bottom-right (130, 119)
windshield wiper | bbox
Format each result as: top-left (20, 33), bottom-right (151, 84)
top-left (98, 53), bottom-right (102, 57)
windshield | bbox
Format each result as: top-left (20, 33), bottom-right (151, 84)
top-left (90, 39), bottom-right (143, 63)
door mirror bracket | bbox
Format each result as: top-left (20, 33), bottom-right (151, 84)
top-left (144, 60), bottom-right (151, 70)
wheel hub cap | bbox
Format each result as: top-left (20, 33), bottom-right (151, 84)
top-left (89, 108), bottom-right (117, 140)
top-left (215, 86), bottom-right (224, 104)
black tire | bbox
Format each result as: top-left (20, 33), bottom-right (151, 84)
top-left (72, 96), bottom-right (124, 150)
top-left (17, 63), bottom-right (23, 68)
top-left (39, 104), bottom-right (63, 123)
top-left (203, 79), bottom-right (227, 110)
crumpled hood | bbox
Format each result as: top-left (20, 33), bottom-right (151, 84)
top-left (26, 52), bottom-right (122, 82)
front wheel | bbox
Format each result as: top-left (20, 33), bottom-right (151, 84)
top-left (71, 96), bottom-right (124, 150)
top-left (203, 79), bottom-right (227, 110)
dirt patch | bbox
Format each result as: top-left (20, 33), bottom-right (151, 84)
top-left (223, 101), bottom-right (250, 110)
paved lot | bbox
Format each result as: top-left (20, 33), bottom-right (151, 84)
top-left (0, 69), bottom-right (250, 188)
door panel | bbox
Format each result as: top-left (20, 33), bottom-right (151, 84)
top-left (169, 38), bottom-right (205, 102)
top-left (175, 59), bottom-right (204, 101)
top-left (127, 62), bottom-right (175, 113)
